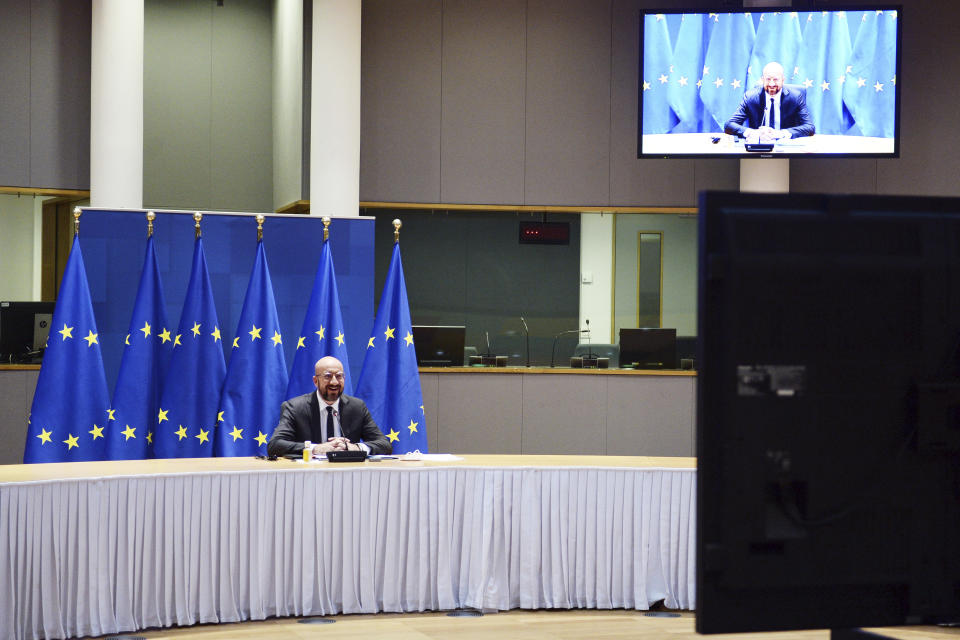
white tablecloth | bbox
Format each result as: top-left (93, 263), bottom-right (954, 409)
top-left (0, 463), bottom-right (695, 640)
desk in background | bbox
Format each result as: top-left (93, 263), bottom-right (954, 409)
top-left (0, 455), bottom-right (696, 640)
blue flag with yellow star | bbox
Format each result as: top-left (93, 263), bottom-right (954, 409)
top-left (842, 9), bottom-right (898, 138)
top-left (641, 13), bottom-right (679, 134)
top-left (746, 11), bottom-right (803, 90)
top-left (153, 237), bottom-right (226, 458)
top-left (354, 243), bottom-right (427, 454)
top-left (796, 11), bottom-right (855, 135)
top-left (216, 240), bottom-right (288, 456)
top-left (286, 236), bottom-right (353, 398)
top-left (24, 235), bottom-right (110, 463)
top-left (699, 12), bottom-right (756, 130)
top-left (108, 235), bottom-right (174, 460)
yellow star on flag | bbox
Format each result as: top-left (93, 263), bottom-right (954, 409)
top-left (255, 431), bottom-right (268, 446)
top-left (249, 324), bottom-right (262, 340)
top-left (271, 331), bottom-right (282, 346)
top-left (174, 334), bottom-right (182, 346)
top-left (191, 322), bottom-right (202, 337)
top-left (89, 424), bottom-right (104, 439)
top-left (384, 326), bottom-right (396, 340)
top-left (63, 433), bottom-right (80, 450)
top-left (146, 431), bottom-right (153, 444)
top-left (121, 425), bottom-right (136, 441)
top-left (335, 332), bottom-right (345, 346)
top-left (407, 419), bottom-right (419, 434)
top-left (387, 429), bottom-right (400, 443)
top-left (158, 408), bottom-right (169, 423)
top-left (296, 336), bottom-right (306, 349)
top-left (217, 410), bottom-right (225, 423)
top-left (37, 428), bottom-right (52, 444)
top-left (367, 336), bottom-right (376, 348)
top-left (229, 426), bottom-right (243, 441)
top-left (159, 328), bottom-right (172, 343)
top-left (404, 332), bottom-right (414, 346)
top-left (125, 334), bottom-right (130, 345)
top-left (315, 326), bottom-right (325, 341)
top-left (211, 326), bottom-right (221, 342)
top-left (175, 425), bottom-right (188, 440)
top-left (140, 321), bottom-right (152, 338)
top-left (106, 408), bottom-right (116, 421)
top-left (84, 330), bottom-right (99, 346)
top-left (58, 324), bottom-right (74, 340)
top-left (232, 336), bottom-right (240, 348)
top-left (196, 429), bottom-right (210, 444)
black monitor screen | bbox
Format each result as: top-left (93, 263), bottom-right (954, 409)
top-left (697, 191), bottom-right (960, 634)
top-left (412, 325), bottom-right (465, 367)
top-left (0, 301), bottom-right (55, 363)
top-left (618, 328), bottom-right (677, 369)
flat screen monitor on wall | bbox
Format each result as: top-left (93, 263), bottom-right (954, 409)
top-left (696, 191), bottom-right (960, 635)
top-left (638, 7), bottom-right (902, 158)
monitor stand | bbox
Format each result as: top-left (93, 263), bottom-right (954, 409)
top-left (831, 629), bottom-right (894, 640)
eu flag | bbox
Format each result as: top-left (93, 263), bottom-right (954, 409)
top-left (843, 9), bottom-right (898, 138)
top-left (668, 13), bottom-right (714, 133)
top-left (286, 234), bottom-right (353, 398)
top-left (153, 237), bottom-right (226, 458)
top-left (24, 234), bottom-right (110, 463)
top-left (796, 11), bottom-right (855, 135)
top-left (747, 12), bottom-right (803, 89)
top-left (108, 234), bottom-right (174, 460)
top-left (641, 13), bottom-right (679, 134)
top-left (354, 242), bottom-right (427, 454)
top-left (699, 12), bottom-right (756, 130)
top-left (216, 240), bottom-right (288, 457)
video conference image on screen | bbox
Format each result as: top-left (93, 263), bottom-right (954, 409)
top-left (639, 9), bottom-right (900, 158)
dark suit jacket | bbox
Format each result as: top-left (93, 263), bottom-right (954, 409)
top-left (267, 392), bottom-right (392, 456)
top-left (724, 85), bottom-right (815, 139)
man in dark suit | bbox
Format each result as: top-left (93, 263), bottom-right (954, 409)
top-left (267, 356), bottom-right (391, 456)
top-left (724, 61), bottom-right (815, 141)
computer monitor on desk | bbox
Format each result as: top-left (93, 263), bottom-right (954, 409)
top-left (1, 301), bottom-right (55, 363)
top-left (618, 328), bottom-right (677, 369)
top-left (412, 325), bottom-right (465, 367)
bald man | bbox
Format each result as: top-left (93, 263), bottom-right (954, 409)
top-left (267, 356), bottom-right (391, 457)
top-left (725, 62), bottom-right (815, 141)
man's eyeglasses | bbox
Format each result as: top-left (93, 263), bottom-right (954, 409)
top-left (317, 372), bottom-right (345, 382)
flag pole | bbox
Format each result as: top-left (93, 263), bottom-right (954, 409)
top-left (146, 211), bottom-right (155, 237)
top-left (194, 211), bottom-right (202, 238)
top-left (256, 214), bottom-right (264, 242)
top-left (322, 216), bottom-right (331, 242)
top-left (393, 218), bottom-right (401, 243)
top-left (73, 206), bottom-right (81, 235)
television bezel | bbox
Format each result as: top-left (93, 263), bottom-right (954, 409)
top-left (637, 5), bottom-right (903, 160)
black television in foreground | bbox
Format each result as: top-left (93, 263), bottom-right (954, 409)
top-left (0, 301), bottom-right (55, 363)
top-left (412, 325), bottom-right (465, 367)
top-left (697, 191), bottom-right (960, 636)
top-left (639, 7), bottom-right (901, 158)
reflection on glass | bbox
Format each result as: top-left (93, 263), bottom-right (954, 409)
top-left (637, 232), bottom-right (662, 327)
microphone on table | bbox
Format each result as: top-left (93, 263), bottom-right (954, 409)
top-left (550, 328), bottom-right (589, 368)
top-left (520, 316), bottom-right (530, 368)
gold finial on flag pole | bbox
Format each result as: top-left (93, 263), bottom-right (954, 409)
top-left (146, 211), bottom-right (156, 237)
top-left (73, 206), bottom-right (81, 236)
top-left (393, 218), bottom-right (401, 244)
top-left (194, 212), bottom-right (202, 238)
top-left (256, 214), bottom-right (265, 242)
top-left (322, 216), bottom-right (331, 242)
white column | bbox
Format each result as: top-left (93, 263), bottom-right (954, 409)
top-left (739, 158), bottom-right (790, 193)
top-left (579, 213), bottom-right (614, 344)
top-left (310, 0), bottom-right (361, 218)
top-left (90, 0), bottom-right (144, 209)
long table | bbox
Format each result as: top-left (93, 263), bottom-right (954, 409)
top-left (0, 455), bottom-right (696, 640)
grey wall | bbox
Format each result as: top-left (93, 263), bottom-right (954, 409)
top-left (143, 0), bottom-right (273, 212)
top-left (0, 0), bottom-right (91, 190)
